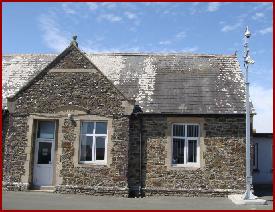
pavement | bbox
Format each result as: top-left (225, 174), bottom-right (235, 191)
top-left (2, 191), bottom-right (273, 210)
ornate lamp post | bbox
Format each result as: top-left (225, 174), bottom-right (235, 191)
top-left (243, 26), bottom-right (256, 200)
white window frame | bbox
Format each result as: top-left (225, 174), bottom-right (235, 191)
top-left (171, 123), bottom-right (200, 167)
top-left (79, 121), bottom-right (108, 165)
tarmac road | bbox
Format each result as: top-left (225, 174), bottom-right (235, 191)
top-left (2, 191), bottom-right (273, 210)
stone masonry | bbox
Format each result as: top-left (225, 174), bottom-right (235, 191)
top-left (128, 115), bottom-right (246, 197)
top-left (3, 44), bottom-right (131, 195)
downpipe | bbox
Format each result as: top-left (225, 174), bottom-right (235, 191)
top-left (132, 105), bottom-right (144, 198)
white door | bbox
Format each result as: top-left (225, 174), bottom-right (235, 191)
top-left (33, 121), bottom-right (56, 186)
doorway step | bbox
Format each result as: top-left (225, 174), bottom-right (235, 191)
top-left (30, 186), bottom-right (55, 192)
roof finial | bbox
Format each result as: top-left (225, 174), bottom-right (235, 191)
top-left (71, 35), bottom-right (78, 47)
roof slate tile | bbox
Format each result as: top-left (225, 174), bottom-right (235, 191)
top-left (2, 53), bottom-right (246, 114)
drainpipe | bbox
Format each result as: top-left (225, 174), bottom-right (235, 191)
top-left (139, 110), bottom-right (143, 198)
top-left (133, 105), bottom-right (143, 198)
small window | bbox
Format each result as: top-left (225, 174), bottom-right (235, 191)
top-left (79, 121), bottom-right (107, 164)
top-left (37, 121), bottom-right (55, 139)
top-left (172, 124), bottom-right (200, 166)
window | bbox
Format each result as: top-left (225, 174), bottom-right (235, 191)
top-left (79, 121), bottom-right (107, 164)
top-left (36, 121), bottom-right (55, 165)
top-left (37, 121), bottom-right (55, 139)
top-left (172, 124), bottom-right (200, 166)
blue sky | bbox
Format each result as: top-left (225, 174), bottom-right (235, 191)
top-left (3, 2), bottom-right (273, 132)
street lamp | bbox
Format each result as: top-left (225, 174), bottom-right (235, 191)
top-left (243, 26), bottom-right (256, 200)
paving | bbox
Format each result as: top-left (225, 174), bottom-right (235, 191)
top-left (2, 191), bottom-right (273, 210)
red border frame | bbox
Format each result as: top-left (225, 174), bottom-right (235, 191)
top-left (0, 1), bottom-right (274, 212)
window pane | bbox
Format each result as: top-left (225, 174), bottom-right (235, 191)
top-left (80, 135), bottom-right (93, 161)
top-left (96, 137), bottom-right (105, 160)
top-left (81, 122), bottom-right (94, 134)
top-left (173, 125), bottom-right (185, 137)
top-left (172, 138), bottom-right (185, 164)
top-left (187, 125), bottom-right (199, 137)
top-left (188, 140), bottom-right (197, 162)
top-left (38, 142), bottom-right (52, 164)
top-left (37, 121), bottom-right (55, 139)
top-left (95, 122), bottom-right (107, 134)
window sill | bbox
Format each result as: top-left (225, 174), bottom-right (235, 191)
top-left (77, 162), bottom-right (108, 167)
top-left (170, 164), bottom-right (200, 170)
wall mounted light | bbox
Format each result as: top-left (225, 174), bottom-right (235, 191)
top-left (68, 113), bottom-right (73, 121)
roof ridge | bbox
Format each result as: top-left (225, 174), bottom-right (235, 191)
top-left (86, 52), bottom-right (236, 57)
top-left (3, 52), bottom-right (237, 58)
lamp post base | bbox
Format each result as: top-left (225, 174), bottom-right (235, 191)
top-left (228, 194), bottom-right (267, 205)
top-left (243, 190), bottom-right (257, 200)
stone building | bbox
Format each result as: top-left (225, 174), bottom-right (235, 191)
top-left (2, 38), bottom-right (248, 197)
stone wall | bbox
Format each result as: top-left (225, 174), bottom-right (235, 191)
top-left (3, 45), bottom-right (131, 195)
top-left (56, 117), bottom-right (129, 196)
top-left (2, 110), bottom-right (9, 160)
top-left (128, 115), bottom-right (246, 197)
top-left (3, 115), bottom-right (29, 191)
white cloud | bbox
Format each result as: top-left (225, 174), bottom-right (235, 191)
top-left (101, 2), bottom-right (117, 9)
top-left (86, 3), bottom-right (98, 11)
top-left (189, 2), bottom-right (200, 15)
top-left (38, 14), bottom-right (69, 52)
top-left (259, 27), bottom-right (272, 35)
top-left (253, 2), bottom-right (272, 11)
top-left (98, 14), bottom-right (122, 22)
top-left (62, 3), bottom-right (76, 14)
top-left (181, 46), bottom-right (198, 52)
top-left (252, 12), bottom-right (265, 20)
top-left (124, 11), bottom-right (137, 20)
top-left (250, 85), bottom-right (273, 133)
top-left (159, 40), bottom-right (172, 45)
top-left (175, 31), bottom-right (186, 39)
top-left (158, 31), bottom-right (186, 46)
top-left (221, 22), bottom-right (242, 32)
top-left (86, 2), bottom-right (118, 11)
top-left (207, 3), bottom-right (221, 12)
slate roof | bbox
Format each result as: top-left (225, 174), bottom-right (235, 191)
top-left (2, 52), bottom-right (246, 114)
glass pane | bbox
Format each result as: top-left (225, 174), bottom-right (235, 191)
top-left (187, 125), bottom-right (199, 137)
top-left (81, 122), bottom-right (94, 134)
top-left (38, 142), bottom-right (52, 164)
top-left (173, 125), bottom-right (185, 137)
top-left (96, 137), bottom-right (105, 160)
top-left (95, 122), bottom-right (107, 134)
top-left (172, 138), bottom-right (185, 164)
top-left (188, 140), bottom-right (197, 162)
top-left (37, 121), bottom-right (55, 139)
top-left (80, 135), bottom-right (93, 161)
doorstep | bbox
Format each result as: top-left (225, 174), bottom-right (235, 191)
top-left (30, 186), bottom-right (55, 193)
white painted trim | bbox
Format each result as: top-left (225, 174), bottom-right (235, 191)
top-left (171, 123), bottom-right (200, 167)
top-left (79, 121), bottom-right (108, 165)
